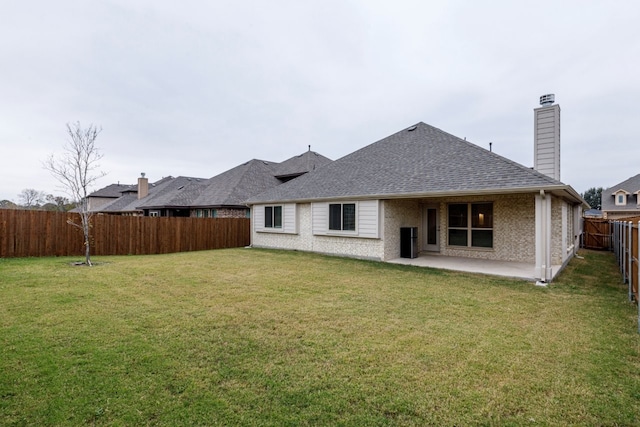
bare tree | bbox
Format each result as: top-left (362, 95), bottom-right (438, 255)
top-left (44, 122), bottom-right (107, 265)
top-left (17, 188), bottom-right (46, 209)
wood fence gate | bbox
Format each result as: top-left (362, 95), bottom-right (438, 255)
top-left (582, 218), bottom-right (611, 250)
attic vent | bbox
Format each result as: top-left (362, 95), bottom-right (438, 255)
top-left (407, 125), bottom-right (417, 132)
top-left (177, 185), bottom-right (184, 190)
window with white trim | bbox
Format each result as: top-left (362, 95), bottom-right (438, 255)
top-left (149, 211), bottom-right (160, 217)
top-left (264, 206), bottom-right (282, 228)
top-left (448, 203), bottom-right (493, 248)
top-left (616, 193), bottom-right (627, 206)
top-left (329, 203), bottom-right (356, 231)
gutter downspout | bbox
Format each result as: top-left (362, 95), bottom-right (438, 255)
top-left (535, 189), bottom-right (553, 285)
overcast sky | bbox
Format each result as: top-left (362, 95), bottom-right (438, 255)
top-left (1, 0), bottom-right (638, 202)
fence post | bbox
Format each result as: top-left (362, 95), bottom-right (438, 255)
top-left (621, 221), bottom-right (625, 278)
top-left (618, 221), bottom-right (624, 279)
top-left (613, 221), bottom-right (616, 257)
top-left (620, 221), bottom-right (624, 274)
top-left (614, 221), bottom-right (619, 263)
top-left (610, 220), bottom-right (614, 251)
top-left (627, 221), bottom-right (633, 301)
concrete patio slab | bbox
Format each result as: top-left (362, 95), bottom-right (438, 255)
top-left (388, 253), bottom-right (562, 282)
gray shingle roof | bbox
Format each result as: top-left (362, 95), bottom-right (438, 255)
top-left (95, 176), bottom-right (182, 212)
top-left (190, 159), bottom-right (281, 207)
top-left (273, 151), bottom-right (332, 178)
top-left (88, 183), bottom-right (133, 198)
top-left (601, 173), bottom-right (640, 213)
top-left (93, 150), bottom-right (334, 213)
top-left (97, 193), bottom-right (140, 212)
top-left (136, 176), bottom-right (208, 208)
top-left (247, 122), bottom-right (568, 204)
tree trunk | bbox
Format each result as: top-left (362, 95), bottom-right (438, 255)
top-left (81, 212), bottom-right (92, 266)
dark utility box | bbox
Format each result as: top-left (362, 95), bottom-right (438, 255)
top-left (400, 227), bottom-right (418, 258)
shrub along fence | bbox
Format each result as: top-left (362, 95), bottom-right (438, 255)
top-left (0, 209), bottom-right (250, 258)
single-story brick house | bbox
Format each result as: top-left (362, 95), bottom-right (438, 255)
top-left (247, 96), bottom-right (587, 282)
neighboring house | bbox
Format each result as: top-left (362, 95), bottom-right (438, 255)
top-left (601, 174), bottom-right (640, 219)
top-left (136, 176), bottom-right (209, 217)
top-left (583, 209), bottom-right (603, 218)
top-left (186, 150), bottom-right (332, 218)
top-left (87, 183), bottom-right (132, 211)
top-left (92, 150), bottom-right (332, 218)
top-left (186, 159), bottom-right (281, 219)
top-left (91, 176), bottom-right (180, 216)
top-left (247, 95), bottom-right (587, 282)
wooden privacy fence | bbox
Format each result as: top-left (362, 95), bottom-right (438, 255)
top-left (610, 220), bottom-right (640, 332)
top-left (582, 218), bottom-right (611, 250)
top-left (0, 209), bottom-right (250, 258)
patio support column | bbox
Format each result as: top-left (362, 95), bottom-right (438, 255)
top-left (535, 190), bottom-right (552, 282)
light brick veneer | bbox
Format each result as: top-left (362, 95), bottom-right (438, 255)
top-left (251, 203), bottom-right (384, 260)
top-left (252, 194), bottom-right (577, 265)
top-left (383, 194), bottom-right (537, 263)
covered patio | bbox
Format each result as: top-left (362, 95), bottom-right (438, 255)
top-left (388, 253), bottom-right (563, 282)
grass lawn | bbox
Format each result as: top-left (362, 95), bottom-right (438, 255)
top-left (1, 248), bottom-right (639, 426)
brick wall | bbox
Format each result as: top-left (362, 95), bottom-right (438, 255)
top-left (251, 203), bottom-right (384, 260)
top-left (252, 194), bottom-right (577, 265)
top-left (383, 194), bottom-right (537, 263)
top-left (190, 208), bottom-right (248, 218)
top-left (382, 199), bottom-right (421, 260)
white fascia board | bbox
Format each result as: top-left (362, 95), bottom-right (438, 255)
top-left (249, 184), bottom-right (590, 208)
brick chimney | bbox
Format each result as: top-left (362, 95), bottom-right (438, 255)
top-left (534, 94), bottom-right (561, 181)
top-left (138, 173), bottom-right (148, 199)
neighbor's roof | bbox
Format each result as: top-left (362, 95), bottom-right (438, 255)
top-left (91, 150), bottom-right (334, 212)
top-left (247, 122), bottom-right (582, 204)
top-left (190, 159), bottom-right (281, 208)
top-left (136, 176), bottom-right (208, 209)
top-left (184, 151), bottom-right (333, 208)
top-left (272, 150), bottom-right (332, 178)
top-left (88, 183), bottom-right (133, 198)
top-left (584, 209), bottom-right (603, 217)
top-left (95, 176), bottom-right (178, 212)
top-left (602, 173), bottom-right (640, 213)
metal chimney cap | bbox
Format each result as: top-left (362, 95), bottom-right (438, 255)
top-left (540, 94), bottom-right (555, 106)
